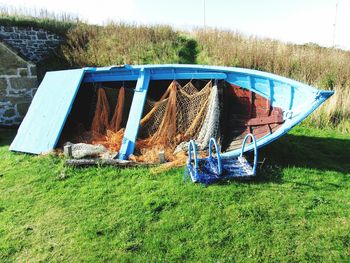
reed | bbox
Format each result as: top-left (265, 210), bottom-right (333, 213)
top-left (194, 29), bottom-right (350, 87)
top-left (194, 28), bottom-right (350, 131)
top-left (304, 86), bottom-right (350, 133)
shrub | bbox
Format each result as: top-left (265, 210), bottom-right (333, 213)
top-left (62, 23), bottom-right (187, 66)
top-left (177, 36), bottom-right (198, 64)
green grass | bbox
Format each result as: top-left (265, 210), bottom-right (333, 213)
top-left (0, 126), bottom-right (349, 262)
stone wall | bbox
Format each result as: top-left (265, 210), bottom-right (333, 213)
top-left (0, 25), bottom-right (63, 126)
top-left (0, 42), bottom-right (38, 126)
top-left (0, 26), bottom-right (63, 63)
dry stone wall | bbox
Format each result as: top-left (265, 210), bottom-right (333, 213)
top-left (0, 25), bottom-right (63, 126)
top-left (0, 64), bottom-right (38, 126)
top-left (0, 26), bottom-right (62, 62)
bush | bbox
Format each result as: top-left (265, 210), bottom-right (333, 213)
top-left (62, 23), bottom-right (191, 66)
top-left (177, 36), bottom-right (198, 64)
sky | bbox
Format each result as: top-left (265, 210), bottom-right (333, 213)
top-left (1, 0), bottom-right (349, 49)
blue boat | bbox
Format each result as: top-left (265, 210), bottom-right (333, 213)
top-left (10, 64), bottom-right (333, 161)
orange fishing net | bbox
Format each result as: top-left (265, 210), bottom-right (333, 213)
top-left (84, 87), bottom-right (126, 152)
top-left (109, 86), bottom-right (125, 132)
top-left (91, 88), bottom-right (110, 134)
top-left (87, 80), bottom-right (214, 165)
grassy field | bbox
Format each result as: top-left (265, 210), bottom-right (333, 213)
top-left (0, 126), bottom-right (349, 262)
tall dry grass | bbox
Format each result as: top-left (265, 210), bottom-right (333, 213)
top-left (194, 29), bottom-right (350, 132)
top-left (195, 29), bottom-right (350, 88)
top-left (1, 7), bottom-right (348, 131)
top-left (305, 87), bottom-right (350, 132)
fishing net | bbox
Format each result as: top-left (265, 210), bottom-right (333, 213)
top-left (174, 83), bottom-right (220, 153)
top-left (85, 80), bottom-right (221, 165)
top-left (88, 87), bottom-right (125, 152)
top-left (91, 88), bottom-right (110, 134)
top-left (109, 86), bottom-right (125, 132)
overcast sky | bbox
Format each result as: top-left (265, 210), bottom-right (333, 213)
top-left (1, 0), bottom-right (349, 49)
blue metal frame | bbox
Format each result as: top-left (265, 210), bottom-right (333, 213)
top-left (208, 137), bottom-right (222, 175)
top-left (240, 133), bottom-right (258, 175)
top-left (187, 140), bottom-right (199, 182)
top-left (186, 136), bottom-right (258, 184)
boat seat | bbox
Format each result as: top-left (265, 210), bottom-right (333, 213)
top-left (186, 134), bottom-right (258, 184)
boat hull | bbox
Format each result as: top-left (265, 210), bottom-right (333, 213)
top-left (10, 64), bottom-right (334, 159)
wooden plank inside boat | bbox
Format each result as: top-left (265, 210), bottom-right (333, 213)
top-left (222, 84), bottom-right (284, 152)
